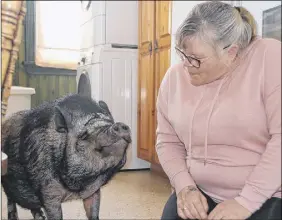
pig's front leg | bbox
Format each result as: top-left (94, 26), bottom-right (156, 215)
top-left (7, 198), bottom-right (18, 220)
top-left (43, 202), bottom-right (63, 220)
top-left (83, 189), bottom-right (101, 220)
top-left (41, 180), bottom-right (64, 220)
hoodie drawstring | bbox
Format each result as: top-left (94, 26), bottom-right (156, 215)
top-left (188, 89), bottom-right (205, 172)
top-left (203, 77), bottom-right (226, 165)
top-left (188, 77), bottom-right (227, 171)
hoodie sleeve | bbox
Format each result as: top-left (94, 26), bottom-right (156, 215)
top-left (235, 39), bottom-right (281, 213)
top-left (155, 67), bottom-right (196, 195)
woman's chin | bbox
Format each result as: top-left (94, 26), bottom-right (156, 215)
top-left (190, 74), bottom-right (205, 86)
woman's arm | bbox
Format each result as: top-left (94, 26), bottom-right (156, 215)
top-left (155, 67), bottom-right (196, 195)
top-left (235, 39), bottom-right (281, 213)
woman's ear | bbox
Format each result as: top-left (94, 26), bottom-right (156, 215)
top-left (227, 44), bottom-right (239, 60)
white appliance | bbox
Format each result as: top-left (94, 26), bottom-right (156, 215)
top-left (77, 1), bottom-right (150, 170)
top-left (5, 86), bottom-right (36, 118)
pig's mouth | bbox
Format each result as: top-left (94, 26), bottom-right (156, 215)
top-left (99, 137), bottom-right (131, 149)
top-left (121, 135), bottom-right (132, 143)
top-left (120, 154), bottom-right (127, 166)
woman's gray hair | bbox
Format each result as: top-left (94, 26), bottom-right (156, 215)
top-left (176, 1), bottom-right (257, 54)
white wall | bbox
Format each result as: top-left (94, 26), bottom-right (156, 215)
top-left (170, 1), bottom-right (205, 66)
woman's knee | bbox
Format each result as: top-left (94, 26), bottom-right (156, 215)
top-left (161, 192), bottom-right (182, 220)
top-left (249, 198), bottom-right (281, 220)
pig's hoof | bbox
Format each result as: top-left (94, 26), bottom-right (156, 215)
top-left (7, 212), bottom-right (18, 220)
top-left (31, 208), bottom-right (46, 220)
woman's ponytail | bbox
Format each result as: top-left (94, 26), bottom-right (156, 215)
top-left (234, 6), bottom-right (257, 42)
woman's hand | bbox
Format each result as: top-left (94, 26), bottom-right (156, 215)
top-left (177, 185), bottom-right (209, 219)
top-left (208, 199), bottom-right (251, 220)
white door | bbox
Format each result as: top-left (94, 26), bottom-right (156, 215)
top-left (100, 48), bottom-right (151, 170)
top-left (233, 1), bottom-right (281, 40)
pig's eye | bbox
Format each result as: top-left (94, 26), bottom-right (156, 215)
top-left (84, 114), bottom-right (99, 126)
top-left (90, 113), bottom-right (99, 120)
top-left (79, 131), bottom-right (89, 140)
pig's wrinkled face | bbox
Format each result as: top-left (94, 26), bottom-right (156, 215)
top-left (77, 110), bottom-right (132, 156)
top-left (55, 96), bottom-right (131, 161)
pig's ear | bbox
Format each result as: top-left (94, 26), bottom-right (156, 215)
top-left (99, 101), bottom-right (111, 115)
top-left (54, 106), bottom-right (68, 133)
top-left (99, 100), bottom-right (114, 121)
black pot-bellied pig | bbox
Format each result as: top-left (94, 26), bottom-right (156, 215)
top-left (1, 94), bottom-right (132, 220)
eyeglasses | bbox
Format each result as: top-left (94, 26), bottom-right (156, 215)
top-left (175, 45), bottom-right (231, 68)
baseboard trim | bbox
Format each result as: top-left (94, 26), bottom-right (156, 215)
top-left (117, 165), bottom-right (169, 181)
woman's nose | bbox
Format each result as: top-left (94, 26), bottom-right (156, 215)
top-left (183, 59), bottom-right (193, 67)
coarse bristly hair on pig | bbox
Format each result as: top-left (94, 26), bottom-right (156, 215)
top-left (1, 93), bottom-right (132, 220)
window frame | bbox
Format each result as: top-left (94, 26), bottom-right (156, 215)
top-left (23, 1), bottom-right (77, 76)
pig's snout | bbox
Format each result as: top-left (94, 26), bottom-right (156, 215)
top-left (112, 122), bottom-right (131, 143)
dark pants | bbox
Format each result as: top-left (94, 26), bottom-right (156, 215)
top-left (161, 190), bottom-right (282, 220)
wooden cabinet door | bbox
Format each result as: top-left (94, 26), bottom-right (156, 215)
top-left (137, 1), bottom-right (155, 162)
top-left (152, 1), bottom-right (172, 164)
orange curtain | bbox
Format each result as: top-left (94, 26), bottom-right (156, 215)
top-left (35, 1), bottom-right (81, 70)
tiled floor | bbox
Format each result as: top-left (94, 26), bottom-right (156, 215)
top-left (1, 170), bottom-right (171, 219)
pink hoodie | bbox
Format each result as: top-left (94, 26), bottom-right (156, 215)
top-left (155, 37), bottom-right (281, 213)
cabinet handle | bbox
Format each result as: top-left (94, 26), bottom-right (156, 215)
top-left (154, 40), bottom-right (158, 51)
top-left (148, 41), bottom-right (152, 54)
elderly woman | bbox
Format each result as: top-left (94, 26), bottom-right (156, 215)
top-left (156, 1), bottom-right (281, 220)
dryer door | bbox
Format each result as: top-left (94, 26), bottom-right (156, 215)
top-left (77, 70), bottom-right (91, 98)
